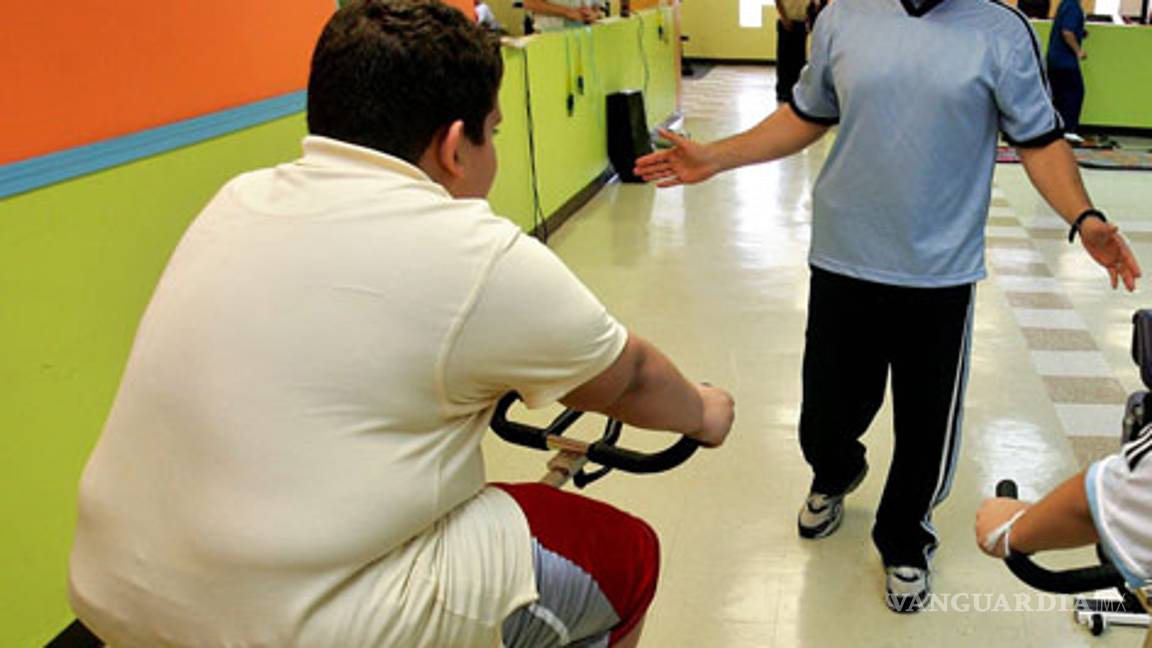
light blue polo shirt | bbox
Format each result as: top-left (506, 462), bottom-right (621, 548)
top-left (791, 0), bottom-right (1063, 287)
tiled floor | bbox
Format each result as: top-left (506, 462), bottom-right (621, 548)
top-left (483, 65), bottom-right (1152, 647)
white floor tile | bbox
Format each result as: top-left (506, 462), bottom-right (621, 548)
top-left (1054, 404), bottom-right (1128, 438)
top-left (1030, 351), bottom-right (1116, 377)
top-left (987, 225), bottom-right (1030, 238)
top-left (1012, 309), bottom-right (1088, 330)
top-left (988, 247), bottom-right (1047, 264)
top-left (994, 276), bottom-right (1065, 293)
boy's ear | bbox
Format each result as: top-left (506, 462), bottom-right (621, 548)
top-left (435, 120), bottom-right (468, 179)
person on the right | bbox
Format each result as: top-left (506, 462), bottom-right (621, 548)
top-left (1047, 0), bottom-right (1089, 143)
top-left (975, 425), bottom-right (1152, 626)
top-left (635, 0), bottom-right (1141, 614)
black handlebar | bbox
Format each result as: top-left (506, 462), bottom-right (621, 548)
top-left (490, 392), bottom-right (583, 450)
top-left (994, 479), bottom-right (1018, 499)
top-left (996, 479), bottom-right (1126, 594)
top-left (490, 392), bottom-right (701, 481)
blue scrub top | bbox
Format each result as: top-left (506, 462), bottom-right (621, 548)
top-left (1048, 0), bottom-right (1086, 70)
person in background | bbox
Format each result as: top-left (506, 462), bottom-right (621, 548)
top-left (523, 0), bottom-right (602, 32)
top-left (1018, 0), bottom-right (1050, 19)
top-left (476, 0), bottom-right (503, 31)
top-left (975, 425), bottom-right (1152, 625)
top-left (806, 0), bottom-right (830, 27)
top-left (774, 0), bottom-right (812, 103)
top-left (1047, 0), bottom-right (1089, 143)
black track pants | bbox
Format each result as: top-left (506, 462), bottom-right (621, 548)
top-left (799, 266), bottom-right (973, 568)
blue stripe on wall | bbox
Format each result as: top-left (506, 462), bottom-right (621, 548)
top-left (0, 91), bottom-right (306, 200)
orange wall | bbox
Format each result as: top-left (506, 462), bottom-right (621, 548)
top-left (443, 0), bottom-right (478, 19)
top-left (2, 1), bottom-right (335, 166)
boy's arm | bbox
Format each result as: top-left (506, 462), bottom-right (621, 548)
top-left (975, 471), bottom-right (1099, 558)
top-left (560, 333), bottom-right (734, 447)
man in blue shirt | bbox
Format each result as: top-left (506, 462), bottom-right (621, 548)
top-left (1047, 0), bottom-right (1089, 140)
top-left (636, 0), bottom-right (1140, 613)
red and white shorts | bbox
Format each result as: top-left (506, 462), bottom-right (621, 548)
top-left (494, 483), bottom-right (660, 647)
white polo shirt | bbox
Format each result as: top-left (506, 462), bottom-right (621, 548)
top-left (69, 136), bottom-right (628, 647)
top-left (1086, 425), bottom-right (1152, 589)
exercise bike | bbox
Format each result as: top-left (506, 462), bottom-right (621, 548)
top-left (52, 394), bottom-right (700, 648)
top-left (996, 479), bottom-right (1149, 636)
top-left (996, 309), bottom-right (1152, 637)
top-left (489, 391), bottom-right (701, 487)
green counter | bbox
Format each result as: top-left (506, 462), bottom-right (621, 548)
top-left (1031, 20), bottom-right (1152, 130)
top-left (490, 8), bottom-right (680, 229)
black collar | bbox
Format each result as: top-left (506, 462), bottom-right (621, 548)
top-left (900, 0), bottom-right (946, 16)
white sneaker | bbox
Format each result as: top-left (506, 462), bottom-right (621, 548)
top-left (797, 492), bottom-right (846, 539)
top-left (797, 463), bottom-right (868, 539)
top-left (1064, 132), bottom-right (1085, 144)
top-left (885, 566), bottom-right (931, 613)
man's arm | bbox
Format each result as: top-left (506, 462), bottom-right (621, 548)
top-left (1016, 140), bottom-right (1141, 291)
top-left (634, 104), bottom-right (829, 187)
top-left (975, 471), bottom-right (1099, 558)
top-left (1062, 29), bottom-right (1086, 59)
top-left (560, 333), bottom-right (734, 447)
top-left (522, 0), bottom-right (593, 23)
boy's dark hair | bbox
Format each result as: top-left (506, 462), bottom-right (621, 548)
top-left (307, 0), bottom-right (504, 164)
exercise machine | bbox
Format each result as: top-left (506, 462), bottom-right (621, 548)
top-left (490, 391), bottom-right (700, 487)
top-left (996, 309), bottom-right (1152, 637)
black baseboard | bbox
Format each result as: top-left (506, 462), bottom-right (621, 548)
top-left (683, 56), bottom-right (775, 66)
top-left (530, 167), bottom-right (616, 242)
top-left (1081, 125), bottom-right (1152, 139)
top-left (529, 110), bottom-right (683, 242)
top-left (45, 621), bottom-right (103, 648)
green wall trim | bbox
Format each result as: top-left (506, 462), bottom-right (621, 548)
top-left (0, 92), bottom-right (307, 200)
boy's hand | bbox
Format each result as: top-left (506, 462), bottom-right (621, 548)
top-left (974, 497), bottom-right (1030, 558)
top-left (691, 384), bottom-right (735, 447)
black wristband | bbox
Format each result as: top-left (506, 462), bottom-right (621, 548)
top-left (1068, 209), bottom-right (1107, 243)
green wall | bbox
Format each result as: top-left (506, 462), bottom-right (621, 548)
top-left (489, 9), bottom-right (680, 225)
top-left (1031, 21), bottom-right (1152, 130)
top-left (0, 10), bottom-right (678, 647)
top-left (0, 116), bottom-right (308, 647)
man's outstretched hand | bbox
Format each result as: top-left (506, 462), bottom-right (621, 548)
top-left (634, 129), bottom-right (720, 188)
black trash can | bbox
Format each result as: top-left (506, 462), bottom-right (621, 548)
top-left (606, 90), bottom-right (653, 183)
